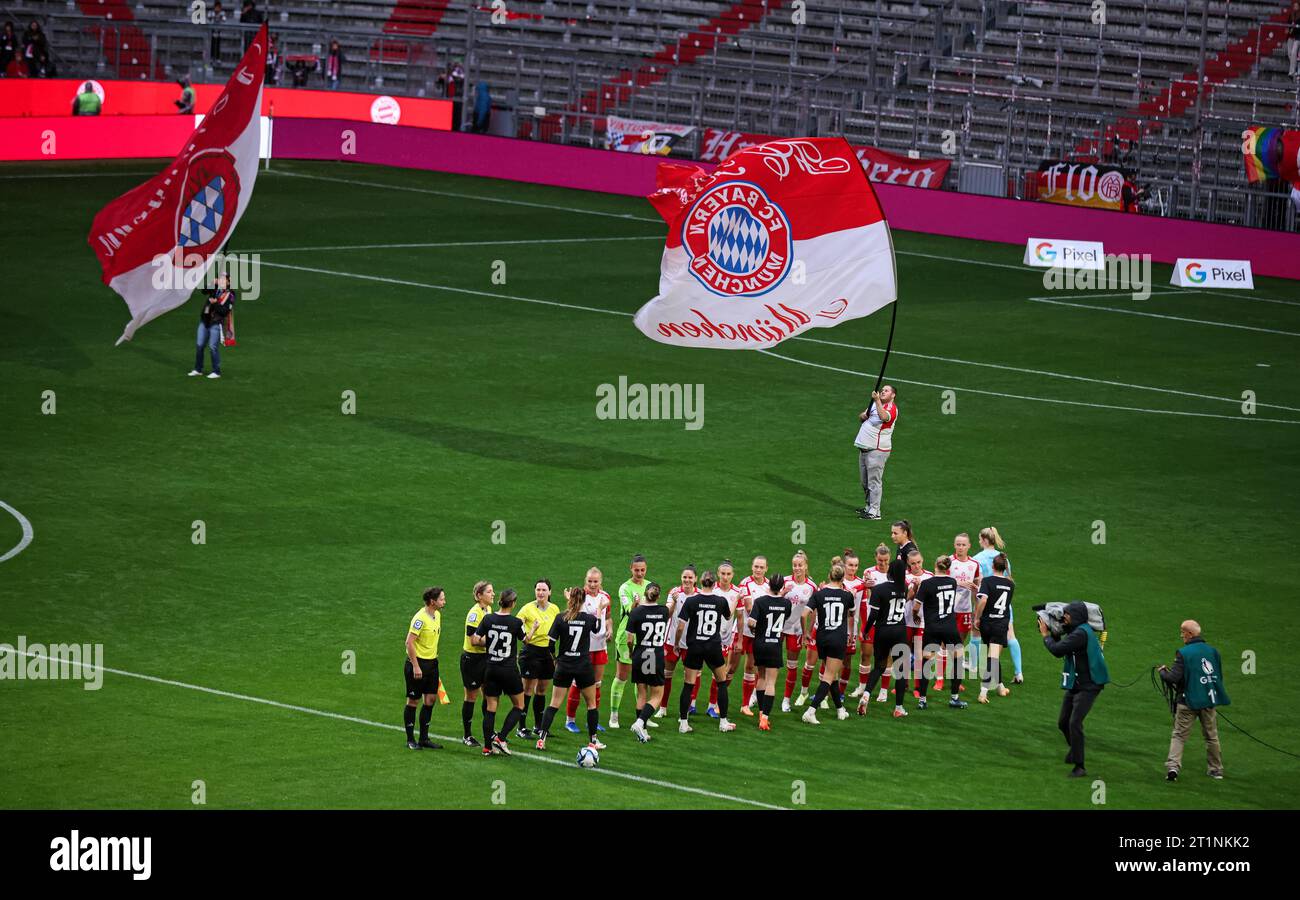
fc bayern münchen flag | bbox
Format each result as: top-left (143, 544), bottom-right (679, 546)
top-left (633, 137), bottom-right (896, 349)
top-left (88, 23), bottom-right (268, 344)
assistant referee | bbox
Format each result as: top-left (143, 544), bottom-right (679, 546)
top-left (404, 586), bottom-right (447, 750)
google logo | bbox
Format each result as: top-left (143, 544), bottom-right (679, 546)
top-left (1035, 242), bottom-right (1056, 262)
top-left (1185, 262), bottom-right (1206, 283)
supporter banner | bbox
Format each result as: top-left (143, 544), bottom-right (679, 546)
top-left (1023, 238), bottom-right (1105, 270)
top-left (1171, 258), bottom-right (1254, 289)
top-left (0, 79), bottom-right (452, 130)
top-left (605, 115), bottom-right (695, 155)
top-left (700, 128), bottom-right (950, 189)
top-left (1036, 161), bottom-right (1131, 211)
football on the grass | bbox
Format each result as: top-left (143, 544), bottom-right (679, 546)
top-left (576, 746), bottom-right (599, 769)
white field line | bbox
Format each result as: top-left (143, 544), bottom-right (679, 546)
top-left (2, 648), bottom-right (788, 810)
top-left (0, 501), bottom-right (34, 563)
top-left (1027, 296), bottom-right (1300, 336)
top-left (249, 236), bottom-right (662, 253)
top-left (1161, 286), bottom-right (1300, 308)
top-left (757, 350), bottom-right (1300, 425)
top-left (257, 259), bottom-right (1300, 422)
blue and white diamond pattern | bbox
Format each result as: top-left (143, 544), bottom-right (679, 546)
top-left (707, 206), bottom-right (769, 275)
top-left (178, 176), bottom-right (226, 248)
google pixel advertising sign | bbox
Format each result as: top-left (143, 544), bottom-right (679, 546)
top-left (1022, 238), bottom-right (1105, 270)
top-left (1171, 258), bottom-right (1254, 289)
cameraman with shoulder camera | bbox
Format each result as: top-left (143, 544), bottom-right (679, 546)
top-left (1038, 602), bottom-right (1109, 778)
top-left (1158, 620), bottom-right (1228, 782)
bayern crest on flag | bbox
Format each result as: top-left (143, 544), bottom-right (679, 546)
top-left (634, 137), bottom-right (896, 350)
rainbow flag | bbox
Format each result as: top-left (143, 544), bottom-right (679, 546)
top-left (1243, 126), bottom-right (1282, 183)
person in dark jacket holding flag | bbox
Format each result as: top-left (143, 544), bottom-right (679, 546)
top-left (1039, 602), bottom-right (1108, 777)
top-left (189, 273), bottom-right (235, 379)
top-left (1159, 620), bottom-right (1227, 781)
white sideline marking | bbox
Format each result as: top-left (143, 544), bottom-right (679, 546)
top-left (250, 235), bottom-right (662, 253)
top-left (0, 501), bottom-right (34, 563)
top-left (757, 350), bottom-right (1300, 425)
top-left (1028, 297), bottom-right (1300, 336)
top-left (1163, 286), bottom-right (1300, 308)
top-left (793, 336), bottom-right (1300, 413)
top-left (256, 259), bottom-right (1300, 423)
top-left (2, 648), bottom-right (787, 810)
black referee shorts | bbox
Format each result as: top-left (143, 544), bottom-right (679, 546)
top-left (404, 657), bottom-right (440, 700)
top-left (460, 651), bottom-right (487, 690)
top-left (519, 645), bottom-right (555, 681)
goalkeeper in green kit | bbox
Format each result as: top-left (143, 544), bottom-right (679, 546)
top-left (608, 554), bottom-right (649, 729)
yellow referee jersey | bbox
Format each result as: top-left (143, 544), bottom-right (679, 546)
top-left (408, 607), bottom-right (441, 660)
top-left (517, 600), bottom-right (559, 649)
top-left (463, 603), bottom-right (491, 653)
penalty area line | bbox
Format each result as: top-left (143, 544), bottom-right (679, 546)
top-left (2, 649), bottom-right (787, 811)
top-left (0, 500), bottom-right (34, 563)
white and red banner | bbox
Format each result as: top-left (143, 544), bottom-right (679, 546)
top-left (605, 115), bottom-right (695, 155)
top-left (700, 128), bottom-right (950, 189)
top-left (634, 137), bottom-right (896, 350)
top-left (87, 24), bottom-right (267, 343)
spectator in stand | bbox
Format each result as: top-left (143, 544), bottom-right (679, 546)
top-left (1, 22), bottom-right (18, 77)
top-left (1289, 8), bottom-right (1300, 77)
top-left (265, 32), bottom-right (280, 85)
top-left (23, 20), bottom-right (47, 78)
top-left (174, 78), bottom-right (195, 114)
top-left (325, 39), bottom-right (343, 90)
top-left (72, 82), bottom-right (101, 115)
top-left (210, 1), bottom-right (227, 66)
top-left (437, 60), bottom-right (466, 129)
top-left (241, 1), bottom-right (262, 52)
top-left (33, 48), bottom-right (55, 78)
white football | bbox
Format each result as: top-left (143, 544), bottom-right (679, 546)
top-left (576, 745), bottom-right (600, 768)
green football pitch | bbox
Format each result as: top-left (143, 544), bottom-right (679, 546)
top-left (1, 159), bottom-right (1297, 810)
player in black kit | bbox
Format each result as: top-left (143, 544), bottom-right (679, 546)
top-left (975, 552), bottom-right (1015, 704)
top-left (626, 582), bottom-right (670, 744)
top-left (801, 562), bottom-right (854, 725)
top-left (473, 588), bottom-right (528, 756)
top-left (913, 556), bottom-right (968, 710)
top-left (536, 587), bottom-right (605, 751)
top-left (747, 573), bottom-right (792, 731)
top-left (858, 558), bottom-right (913, 719)
top-left (676, 571), bottom-right (737, 734)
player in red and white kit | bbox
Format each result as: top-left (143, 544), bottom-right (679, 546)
top-left (736, 555), bottom-right (769, 715)
top-left (948, 533), bottom-right (982, 691)
top-left (782, 551), bottom-right (817, 713)
top-left (657, 565), bottom-right (697, 721)
top-left (705, 560), bottom-right (745, 718)
top-left (903, 550), bottom-right (933, 700)
top-left (563, 567), bottom-right (613, 732)
top-left (852, 544), bottom-right (891, 700)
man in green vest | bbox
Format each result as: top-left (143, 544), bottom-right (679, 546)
top-left (71, 82), bottom-right (101, 116)
top-left (174, 78), bottom-right (195, 115)
top-left (1039, 601), bottom-right (1108, 778)
top-left (1159, 620), bottom-right (1227, 781)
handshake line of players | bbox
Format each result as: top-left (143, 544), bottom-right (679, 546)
top-left (403, 522), bottom-right (1019, 758)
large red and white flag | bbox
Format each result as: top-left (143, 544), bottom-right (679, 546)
top-left (634, 137), bottom-right (896, 349)
top-left (88, 24), bottom-right (267, 344)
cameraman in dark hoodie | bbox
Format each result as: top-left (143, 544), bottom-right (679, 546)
top-left (1039, 602), bottom-right (1109, 778)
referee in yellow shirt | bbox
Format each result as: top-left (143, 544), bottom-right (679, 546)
top-left (516, 578), bottom-right (560, 738)
top-left (404, 586), bottom-right (447, 750)
top-left (460, 581), bottom-right (494, 747)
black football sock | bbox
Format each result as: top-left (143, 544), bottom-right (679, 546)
top-left (639, 703), bottom-right (655, 724)
top-left (716, 680), bottom-right (730, 718)
top-left (830, 681), bottom-right (843, 709)
top-left (586, 708), bottom-right (599, 742)
top-left (482, 709), bottom-right (496, 746)
top-left (918, 674), bottom-right (930, 698)
top-left (895, 672), bottom-right (907, 706)
top-left (461, 700), bottom-right (474, 738)
top-left (500, 706), bottom-right (522, 737)
top-left (810, 680), bottom-right (830, 709)
top-left (679, 681), bottom-right (693, 719)
top-left (403, 705), bottom-right (416, 741)
top-left (539, 704), bottom-right (558, 738)
top-left (532, 693), bottom-right (546, 730)
top-left (418, 703), bottom-right (432, 740)
top-left (762, 693), bottom-right (775, 716)
top-left (755, 689), bottom-right (766, 713)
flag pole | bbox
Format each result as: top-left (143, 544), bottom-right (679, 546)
top-left (873, 221), bottom-right (900, 394)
